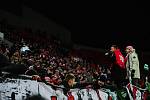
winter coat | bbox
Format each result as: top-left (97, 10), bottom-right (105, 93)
top-left (126, 50), bottom-right (140, 79)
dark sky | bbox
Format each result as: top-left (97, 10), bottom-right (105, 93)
top-left (1, 1), bottom-right (150, 51)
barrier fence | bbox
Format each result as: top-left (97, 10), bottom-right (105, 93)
top-left (0, 76), bottom-right (149, 100)
top-left (0, 78), bottom-right (118, 100)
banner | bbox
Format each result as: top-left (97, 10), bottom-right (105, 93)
top-left (0, 78), bottom-right (119, 100)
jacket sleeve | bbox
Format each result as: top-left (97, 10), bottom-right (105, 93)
top-left (130, 53), bottom-right (139, 71)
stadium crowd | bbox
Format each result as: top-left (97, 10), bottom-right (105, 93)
top-left (2, 20), bottom-right (150, 100)
top-left (0, 21), bottom-right (113, 89)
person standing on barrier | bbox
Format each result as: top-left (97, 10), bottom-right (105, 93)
top-left (125, 46), bottom-right (140, 86)
top-left (105, 45), bottom-right (126, 88)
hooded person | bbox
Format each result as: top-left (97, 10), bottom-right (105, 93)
top-left (125, 46), bottom-right (140, 86)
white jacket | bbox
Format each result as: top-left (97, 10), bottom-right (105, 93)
top-left (126, 50), bottom-right (140, 79)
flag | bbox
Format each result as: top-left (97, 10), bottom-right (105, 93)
top-left (126, 83), bottom-right (141, 100)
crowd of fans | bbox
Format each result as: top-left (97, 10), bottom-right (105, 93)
top-left (0, 21), bottom-right (113, 89)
